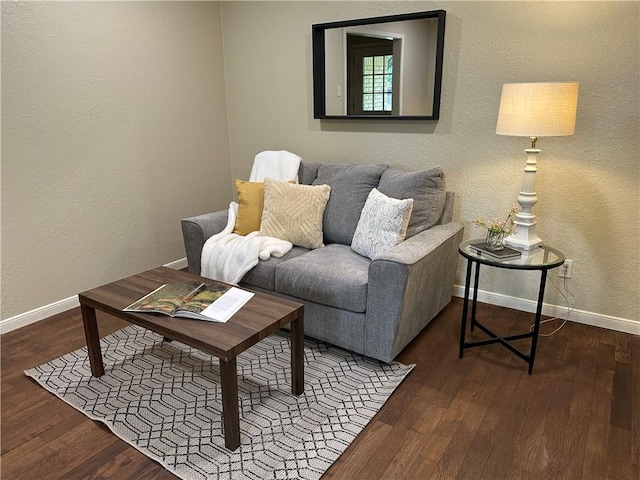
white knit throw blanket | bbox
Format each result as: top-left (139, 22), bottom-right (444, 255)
top-left (200, 202), bottom-right (292, 284)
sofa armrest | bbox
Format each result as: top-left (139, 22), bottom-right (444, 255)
top-left (181, 210), bottom-right (229, 274)
top-left (365, 221), bottom-right (465, 362)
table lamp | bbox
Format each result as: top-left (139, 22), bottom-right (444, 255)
top-left (496, 82), bottom-right (579, 250)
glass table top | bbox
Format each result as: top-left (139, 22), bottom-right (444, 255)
top-left (459, 239), bottom-right (565, 270)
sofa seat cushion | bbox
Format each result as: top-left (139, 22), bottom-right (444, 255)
top-left (312, 163), bottom-right (388, 245)
top-left (275, 244), bottom-right (370, 313)
top-left (241, 246), bottom-right (309, 291)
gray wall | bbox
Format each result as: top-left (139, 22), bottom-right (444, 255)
top-left (2, 1), bottom-right (638, 332)
top-left (220, 1), bottom-right (639, 326)
top-left (1, 2), bottom-right (232, 319)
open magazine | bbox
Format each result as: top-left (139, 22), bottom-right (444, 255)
top-left (123, 281), bottom-right (254, 323)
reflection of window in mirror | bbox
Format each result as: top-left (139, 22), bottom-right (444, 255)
top-left (347, 35), bottom-right (396, 115)
top-left (314, 10), bottom-right (445, 119)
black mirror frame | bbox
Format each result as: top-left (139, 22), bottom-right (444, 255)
top-left (312, 9), bottom-right (446, 120)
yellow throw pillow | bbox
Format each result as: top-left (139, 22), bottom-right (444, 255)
top-left (233, 180), bottom-right (265, 235)
top-left (260, 178), bottom-right (331, 249)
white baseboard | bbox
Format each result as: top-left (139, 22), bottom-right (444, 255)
top-left (0, 259), bottom-right (190, 335)
top-left (2, 264), bottom-right (637, 336)
top-left (0, 296), bottom-right (82, 334)
top-left (163, 258), bottom-right (188, 270)
top-left (452, 285), bottom-right (640, 336)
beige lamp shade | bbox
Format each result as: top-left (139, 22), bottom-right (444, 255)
top-left (496, 82), bottom-right (579, 137)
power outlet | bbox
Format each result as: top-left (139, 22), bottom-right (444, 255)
top-left (558, 259), bottom-right (573, 278)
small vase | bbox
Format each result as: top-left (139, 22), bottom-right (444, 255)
top-left (485, 230), bottom-right (505, 251)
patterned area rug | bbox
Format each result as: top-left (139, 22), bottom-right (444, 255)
top-left (25, 325), bottom-right (413, 479)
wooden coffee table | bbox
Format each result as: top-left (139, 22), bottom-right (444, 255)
top-left (78, 266), bottom-right (304, 450)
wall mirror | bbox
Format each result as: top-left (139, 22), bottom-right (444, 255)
top-left (312, 10), bottom-right (446, 120)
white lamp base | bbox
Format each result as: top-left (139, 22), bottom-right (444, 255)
top-left (504, 224), bottom-right (543, 250)
top-left (504, 146), bottom-right (544, 251)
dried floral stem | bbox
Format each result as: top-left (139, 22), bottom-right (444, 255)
top-left (473, 205), bottom-right (519, 236)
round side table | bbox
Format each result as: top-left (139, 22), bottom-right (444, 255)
top-left (458, 239), bottom-right (565, 374)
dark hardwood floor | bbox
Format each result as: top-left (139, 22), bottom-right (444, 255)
top-left (2, 298), bottom-right (638, 479)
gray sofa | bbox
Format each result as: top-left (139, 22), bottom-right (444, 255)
top-left (181, 162), bottom-right (464, 363)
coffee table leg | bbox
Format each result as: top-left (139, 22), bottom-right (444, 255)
top-left (81, 303), bottom-right (104, 377)
top-left (220, 357), bottom-right (240, 450)
top-left (291, 313), bottom-right (304, 396)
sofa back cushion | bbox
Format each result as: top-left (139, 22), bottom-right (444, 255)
top-left (312, 163), bottom-right (388, 245)
top-left (377, 166), bottom-right (446, 237)
top-left (298, 162), bottom-right (321, 185)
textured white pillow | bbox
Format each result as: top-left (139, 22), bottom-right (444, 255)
top-left (351, 188), bottom-right (413, 260)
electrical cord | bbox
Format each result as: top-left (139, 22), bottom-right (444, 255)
top-left (529, 273), bottom-right (576, 336)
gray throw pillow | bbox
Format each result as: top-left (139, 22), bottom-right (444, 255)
top-left (377, 166), bottom-right (446, 238)
top-left (312, 163), bottom-right (389, 245)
